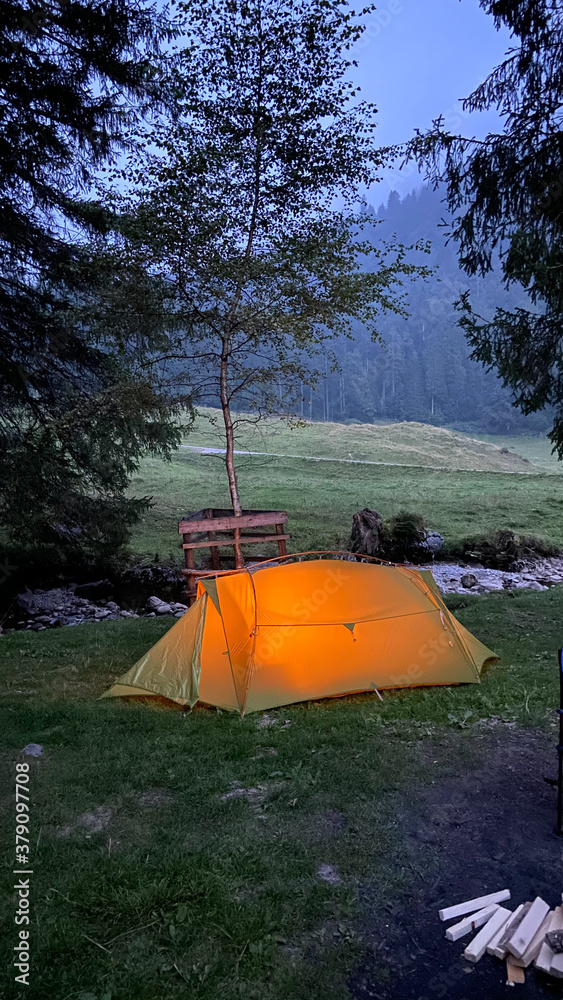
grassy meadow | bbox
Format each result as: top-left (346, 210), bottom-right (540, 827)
top-left (3, 413), bottom-right (563, 997)
top-left (0, 410), bottom-right (563, 1000)
top-left (181, 408), bottom-right (545, 474)
top-left (123, 409), bottom-right (563, 564)
top-left (1, 587), bottom-right (562, 999)
top-left (130, 449), bottom-right (563, 565)
top-left (467, 431), bottom-right (561, 473)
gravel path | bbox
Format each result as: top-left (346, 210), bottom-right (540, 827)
top-left (181, 444), bottom-right (411, 468)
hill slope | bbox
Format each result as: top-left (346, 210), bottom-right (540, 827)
top-left (184, 409), bottom-right (541, 474)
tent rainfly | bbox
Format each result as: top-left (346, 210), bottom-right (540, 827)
top-left (103, 559), bottom-right (497, 715)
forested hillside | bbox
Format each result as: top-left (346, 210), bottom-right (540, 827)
top-left (301, 186), bottom-right (551, 435)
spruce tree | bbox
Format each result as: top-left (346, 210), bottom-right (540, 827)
top-left (0, 0), bottom-right (179, 566)
top-left (400, 0), bottom-right (563, 454)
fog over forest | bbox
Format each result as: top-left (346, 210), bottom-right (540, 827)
top-left (300, 185), bottom-right (549, 435)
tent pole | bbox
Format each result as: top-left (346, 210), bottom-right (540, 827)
top-left (557, 648), bottom-right (563, 837)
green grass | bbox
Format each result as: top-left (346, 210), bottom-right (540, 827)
top-left (464, 431), bottom-right (561, 473)
top-left (183, 407), bottom-right (555, 474)
top-left (129, 449), bottom-right (563, 563)
top-left (1, 587), bottom-right (562, 999)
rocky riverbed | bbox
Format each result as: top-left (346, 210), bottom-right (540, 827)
top-left (2, 555), bottom-right (563, 634)
top-left (429, 555), bottom-right (563, 594)
top-left (0, 587), bottom-right (188, 634)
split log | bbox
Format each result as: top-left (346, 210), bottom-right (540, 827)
top-left (463, 907), bottom-right (512, 962)
top-left (507, 897), bottom-right (550, 959)
top-left (439, 888), bottom-right (511, 923)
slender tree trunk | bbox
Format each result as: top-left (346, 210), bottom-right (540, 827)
top-left (215, 3), bottom-right (264, 573)
top-left (220, 333), bottom-right (244, 568)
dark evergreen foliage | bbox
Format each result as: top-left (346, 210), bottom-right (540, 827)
top-left (394, 0), bottom-right (563, 452)
top-left (0, 0), bottom-right (180, 561)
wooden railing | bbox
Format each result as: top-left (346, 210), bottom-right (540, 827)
top-left (179, 508), bottom-right (289, 604)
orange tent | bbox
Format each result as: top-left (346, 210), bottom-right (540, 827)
top-left (103, 559), bottom-right (496, 714)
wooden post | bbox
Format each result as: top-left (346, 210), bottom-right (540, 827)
top-left (179, 510), bottom-right (290, 604)
top-left (183, 533), bottom-right (197, 604)
top-left (276, 521), bottom-right (288, 557)
top-left (207, 529), bottom-right (222, 570)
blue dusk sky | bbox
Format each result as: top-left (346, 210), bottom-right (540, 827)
top-left (350, 0), bottom-right (513, 204)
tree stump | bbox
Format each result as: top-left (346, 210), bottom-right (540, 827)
top-left (349, 508), bottom-right (384, 557)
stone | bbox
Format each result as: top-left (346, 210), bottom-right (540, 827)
top-left (146, 595), bottom-right (173, 614)
top-left (417, 530), bottom-right (444, 557)
top-left (460, 573), bottom-right (479, 589)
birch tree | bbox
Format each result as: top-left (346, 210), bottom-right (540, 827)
top-left (114, 0), bottom-right (432, 546)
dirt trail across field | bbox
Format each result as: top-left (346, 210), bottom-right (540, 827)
top-left (349, 728), bottom-right (563, 1000)
top-left (181, 443), bottom-right (411, 468)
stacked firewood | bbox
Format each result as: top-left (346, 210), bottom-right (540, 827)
top-left (439, 888), bottom-right (563, 985)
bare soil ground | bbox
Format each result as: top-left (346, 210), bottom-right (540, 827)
top-left (350, 728), bottom-right (563, 1000)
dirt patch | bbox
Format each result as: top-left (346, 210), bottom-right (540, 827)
top-left (58, 805), bottom-right (113, 837)
top-left (251, 746), bottom-right (278, 759)
top-left (349, 728), bottom-right (563, 1000)
top-left (138, 788), bottom-right (174, 808)
top-left (220, 780), bottom-right (271, 820)
top-left (256, 714), bottom-right (292, 730)
top-left (313, 809), bottom-right (349, 839)
top-left (221, 781), bottom-right (268, 805)
top-left (317, 863), bottom-right (342, 885)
